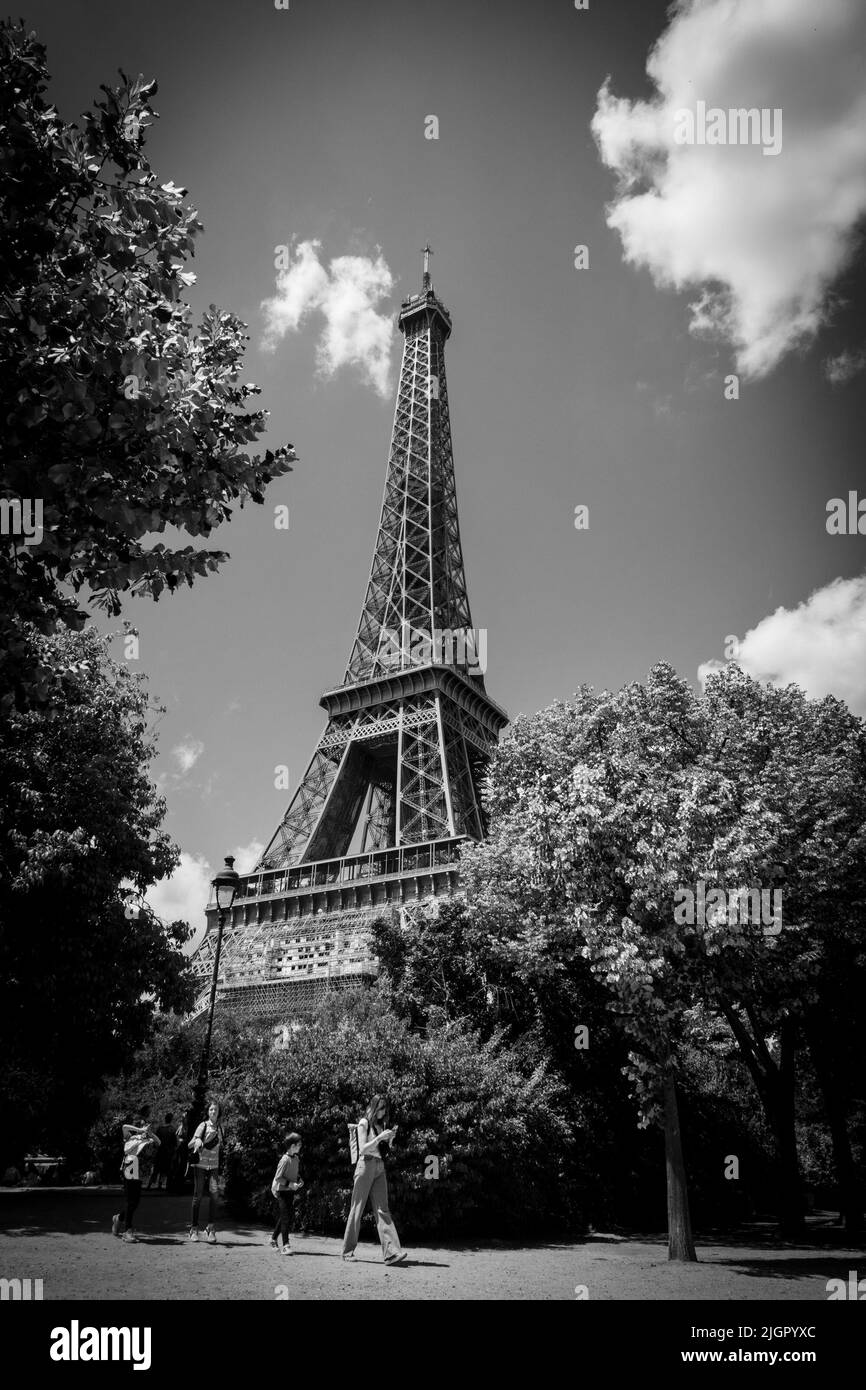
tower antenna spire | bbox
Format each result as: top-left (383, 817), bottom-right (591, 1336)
top-left (421, 241), bottom-right (432, 290)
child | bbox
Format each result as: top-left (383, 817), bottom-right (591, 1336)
top-left (269, 1133), bottom-right (304, 1255)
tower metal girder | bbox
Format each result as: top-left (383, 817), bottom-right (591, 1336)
top-left (344, 300), bottom-right (475, 686)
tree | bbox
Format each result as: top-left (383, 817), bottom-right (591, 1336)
top-left (472, 671), bottom-right (704, 1260)
top-left (374, 873), bottom-right (657, 1229)
top-left (463, 663), bottom-right (866, 1245)
top-left (0, 626), bottom-right (194, 1162)
top-left (0, 20), bottom-right (295, 711)
top-left (371, 898), bottom-right (530, 1035)
top-left (697, 666), bottom-right (866, 1234)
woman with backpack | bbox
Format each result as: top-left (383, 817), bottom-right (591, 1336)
top-left (341, 1093), bottom-right (407, 1265)
top-left (187, 1100), bottom-right (224, 1244)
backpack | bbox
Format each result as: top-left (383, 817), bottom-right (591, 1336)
top-left (348, 1123), bottom-right (360, 1165)
top-left (348, 1119), bottom-right (394, 1164)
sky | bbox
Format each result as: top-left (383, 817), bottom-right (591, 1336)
top-left (21, 0), bottom-right (866, 938)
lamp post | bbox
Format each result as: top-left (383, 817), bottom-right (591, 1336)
top-left (190, 856), bottom-right (240, 1128)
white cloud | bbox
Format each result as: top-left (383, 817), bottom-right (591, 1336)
top-left (172, 737), bottom-right (204, 776)
top-left (592, 0), bottom-right (866, 379)
top-left (825, 347), bottom-right (866, 385)
top-left (230, 840), bottom-right (266, 875)
top-left (146, 840), bottom-right (265, 955)
top-left (261, 239), bottom-right (395, 397)
top-left (699, 574), bottom-right (866, 715)
top-left (147, 852), bottom-right (211, 952)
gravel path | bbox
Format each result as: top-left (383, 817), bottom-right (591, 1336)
top-left (1, 1190), bottom-right (862, 1301)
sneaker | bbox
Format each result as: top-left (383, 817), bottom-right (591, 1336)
top-left (122, 1230), bottom-right (137, 1243)
top-left (206, 1226), bottom-right (217, 1244)
top-left (384, 1250), bottom-right (407, 1265)
top-left (111, 1213), bottom-right (121, 1238)
top-left (281, 1245), bottom-right (293, 1256)
top-left (269, 1238), bottom-right (278, 1250)
top-left (341, 1251), bottom-right (355, 1261)
top-left (188, 1228), bottom-right (199, 1242)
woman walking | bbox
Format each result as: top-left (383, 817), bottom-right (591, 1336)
top-left (341, 1093), bottom-right (407, 1265)
top-left (188, 1100), bottom-right (224, 1244)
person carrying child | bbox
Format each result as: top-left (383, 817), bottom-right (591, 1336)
top-left (269, 1132), bottom-right (304, 1256)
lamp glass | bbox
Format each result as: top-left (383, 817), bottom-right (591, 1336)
top-left (215, 881), bottom-right (236, 911)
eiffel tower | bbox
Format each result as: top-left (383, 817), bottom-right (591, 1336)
top-left (190, 249), bottom-right (508, 1019)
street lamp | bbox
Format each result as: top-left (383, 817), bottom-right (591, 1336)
top-left (190, 856), bottom-right (240, 1128)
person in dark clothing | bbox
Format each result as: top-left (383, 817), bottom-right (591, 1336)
top-left (170, 1115), bottom-right (189, 1191)
top-left (148, 1112), bottom-right (177, 1190)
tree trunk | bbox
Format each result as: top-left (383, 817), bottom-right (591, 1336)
top-left (807, 1015), bottom-right (863, 1236)
top-left (718, 1000), bottom-right (804, 1237)
top-left (663, 1069), bottom-right (697, 1262)
top-left (772, 1017), bottom-right (804, 1238)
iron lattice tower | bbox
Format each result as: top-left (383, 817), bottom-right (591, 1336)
top-left (190, 252), bottom-right (508, 1020)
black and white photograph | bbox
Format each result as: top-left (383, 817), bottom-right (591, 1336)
top-left (1, 0), bottom-right (865, 1355)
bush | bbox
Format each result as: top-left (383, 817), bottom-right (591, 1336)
top-left (220, 989), bottom-right (585, 1240)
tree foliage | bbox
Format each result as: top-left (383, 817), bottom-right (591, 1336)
top-left (0, 627), bottom-right (193, 1162)
top-left (0, 19), bottom-right (295, 710)
top-left (460, 662), bottom-right (866, 1238)
top-left (372, 896), bottom-right (660, 1227)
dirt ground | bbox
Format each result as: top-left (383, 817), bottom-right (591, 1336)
top-left (1, 1189), bottom-right (862, 1301)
